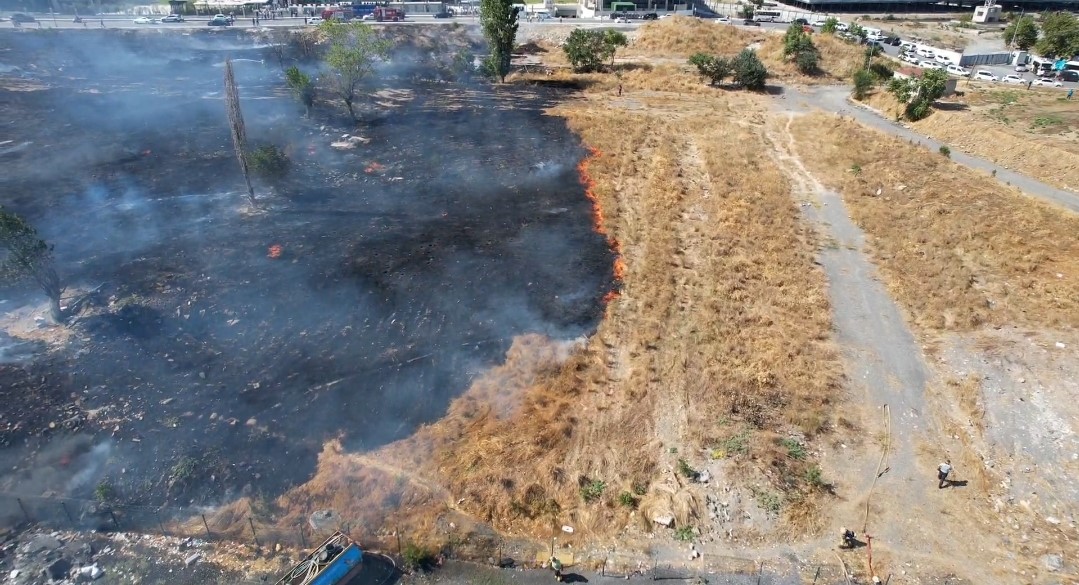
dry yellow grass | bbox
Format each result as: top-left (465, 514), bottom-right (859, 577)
top-left (759, 33), bottom-right (868, 83)
top-left (859, 87), bottom-right (1079, 192)
top-left (629, 16), bottom-right (763, 58)
top-left (789, 112), bottom-right (1079, 331)
top-left (216, 69), bottom-right (844, 551)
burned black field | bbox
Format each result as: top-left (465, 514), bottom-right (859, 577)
top-left (0, 29), bottom-right (613, 515)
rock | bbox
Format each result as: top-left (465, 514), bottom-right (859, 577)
top-left (1046, 516), bottom-right (1061, 525)
top-left (45, 558), bottom-right (72, 581)
top-left (185, 553), bottom-right (201, 567)
top-left (275, 543), bottom-right (282, 552)
top-left (1055, 342), bottom-right (1066, 349)
top-left (245, 418), bottom-right (257, 426)
top-left (653, 515), bottom-right (675, 528)
top-left (561, 525), bottom-right (574, 533)
top-left (23, 534), bottom-right (63, 554)
top-left (689, 550), bottom-right (700, 560)
top-left (1044, 554), bottom-right (1063, 572)
top-left (9, 570), bottom-right (19, 579)
top-left (330, 141), bottom-right (356, 150)
top-left (698, 470), bottom-right (711, 483)
top-left (76, 564), bottom-right (104, 581)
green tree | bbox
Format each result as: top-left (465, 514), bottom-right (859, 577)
top-left (0, 208), bottom-right (64, 323)
top-left (852, 68), bottom-right (874, 99)
top-left (1003, 15), bottom-right (1038, 50)
top-left (848, 22), bottom-right (866, 39)
top-left (285, 66), bottom-right (315, 116)
top-left (783, 23), bottom-right (815, 57)
top-left (320, 21), bottom-right (392, 120)
top-left (689, 53), bottom-right (732, 85)
top-left (821, 17), bottom-right (839, 34)
top-left (795, 49), bottom-right (819, 74)
top-left (887, 68), bottom-right (948, 121)
top-left (480, 0), bottom-right (519, 82)
top-left (731, 48), bottom-right (768, 90)
top-left (738, 4), bottom-right (754, 19)
top-left (563, 29), bottom-right (628, 72)
top-left (248, 144), bottom-right (291, 180)
top-left (1034, 11), bottom-right (1079, 58)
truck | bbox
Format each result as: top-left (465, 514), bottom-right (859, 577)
top-left (275, 532), bottom-right (364, 585)
top-left (373, 6), bottom-right (406, 20)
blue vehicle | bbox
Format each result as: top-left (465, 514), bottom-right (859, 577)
top-left (275, 532), bottom-right (364, 585)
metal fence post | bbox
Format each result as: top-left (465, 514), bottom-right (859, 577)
top-left (202, 514), bottom-right (211, 539)
top-left (16, 498), bottom-right (31, 523)
top-left (108, 508), bottom-right (120, 531)
top-left (249, 518), bottom-right (260, 547)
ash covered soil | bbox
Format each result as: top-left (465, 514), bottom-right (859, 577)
top-left (0, 29), bottom-right (613, 514)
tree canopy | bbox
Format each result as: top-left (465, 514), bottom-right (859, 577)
top-left (480, 0), bottom-right (519, 82)
top-left (0, 208), bottom-right (64, 322)
top-left (887, 68), bottom-right (948, 121)
top-left (1034, 12), bottom-right (1079, 58)
top-left (1004, 15), bottom-right (1039, 51)
top-left (689, 53), bottom-right (732, 86)
top-left (563, 29), bottom-right (628, 73)
top-left (320, 20), bottom-right (392, 119)
top-left (731, 49), bottom-right (768, 90)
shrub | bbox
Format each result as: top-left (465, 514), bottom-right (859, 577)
top-left (731, 49), bottom-right (767, 90)
top-left (677, 458), bottom-right (700, 480)
top-left (869, 61), bottom-right (893, 81)
top-left (821, 17), bottom-right (838, 34)
top-left (618, 491), bottom-right (639, 508)
top-left (674, 525), bottom-right (695, 541)
top-left (563, 28), bottom-right (627, 73)
top-left (805, 465), bottom-right (825, 488)
top-left (795, 49), bottom-right (819, 75)
top-left (689, 53), bottom-right (732, 86)
top-left (580, 479), bottom-right (606, 503)
top-left (780, 438), bottom-right (807, 460)
top-left (401, 542), bottom-right (437, 572)
top-left (94, 481), bottom-right (116, 503)
top-left (939, 145), bottom-right (951, 157)
top-left (248, 144), bottom-right (291, 179)
top-left (632, 480), bottom-right (649, 496)
top-left (852, 68), bottom-right (874, 99)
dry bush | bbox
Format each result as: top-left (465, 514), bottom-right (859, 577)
top-left (759, 33), bottom-right (868, 83)
top-left (789, 113), bottom-right (1079, 331)
top-left (629, 17), bottom-right (763, 58)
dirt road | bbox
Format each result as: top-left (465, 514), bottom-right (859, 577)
top-left (786, 86), bottom-right (1079, 215)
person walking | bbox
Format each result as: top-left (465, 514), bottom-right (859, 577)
top-left (937, 459), bottom-right (952, 489)
top-left (1069, 88), bottom-right (1075, 100)
top-left (618, 83), bottom-right (623, 97)
top-left (549, 556), bottom-right (563, 582)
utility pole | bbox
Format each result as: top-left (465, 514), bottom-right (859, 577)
top-left (1008, 7), bottom-right (1025, 48)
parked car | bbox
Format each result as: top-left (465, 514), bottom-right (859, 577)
top-left (1061, 70), bottom-right (1079, 82)
top-left (208, 14), bottom-right (230, 25)
top-left (945, 64), bottom-right (970, 77)
top-left (160, 14), bottom-right (184, 22)
top-left (1001, 74), bottom-right (1025, 84)
top-left (433, 9), bottom-right (453, 17)
top-left (1014, 64), bottom-right (1030, 72)
top-left (810, 17), bottom-right (828, 26)
top-left (11, 13), bottom-right (36, 23)
top-left (899, 41), bottom-right (914, 51)
top-left (133, 16), bottom-right (156, 24)
top-left (935, 53), bottom-right (952, 64)
top-left (642, 12), bottom-right (658, 19)
top-left (307, 16), bottom-right (324, 24)
top-left (835, 22), bottom-right (849, 31)
top-left (1034, 77), bottom-right (1063, 86)
top-left (972, 70), bottom-right (998, 82)
top-left (715, 15), bottom-right (730, 23)
top-left (792, 17), bottom-right (807, 24)
top-left (901, 52), bottom-right (919, 64)
top-left (919, 61), bottom-right (943, 70)
top-left (742, 19), bottom-right (760, 26)
top-left (884, 36), bottom-right (901, 46)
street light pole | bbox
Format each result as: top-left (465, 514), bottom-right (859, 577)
top-left (1008, 7), bottom-right (1024, 48)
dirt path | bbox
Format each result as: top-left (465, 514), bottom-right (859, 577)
top-left (763, 112), bottom-right (965, 579)
top-left (784, 85), bottom-right (1079, 215)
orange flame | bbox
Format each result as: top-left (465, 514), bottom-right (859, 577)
top-left (267, 244), bottom-right (283, 259)
top-left (365, 162), bottom-right (385, 174)
top-left (577, 146), bottom-right (624, 303)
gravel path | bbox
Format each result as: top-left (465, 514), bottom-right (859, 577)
top-left (788, 85), bottom-right (1079, 215)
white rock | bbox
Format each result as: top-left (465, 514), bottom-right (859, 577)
top-left (1055, 342), bottom-right (1066, 349)
top-left (185, 553), bottom-right (201, 567)
top-left (653, 515), bottom-right (675, 528)
top-left (1047, 516), bottom-right (1061, 525)
top-left (561, 525), bottom-right (574, 533)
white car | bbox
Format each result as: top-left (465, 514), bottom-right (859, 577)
top-left (715, 15), bottom-right (730, 23)
top-left (919, 60), bottom-right (943, 70)
top-left (811, 17), bottom-right (828, 26)
top-left (945, 64), bottom-right (970, 77)
top-left (1001, 74), bottom-right (1025, 84)
top-left (899, 41), bottom-right (915, 51)
top-left (901, 52), bottom-right (920, 64)
top-left (835, 22), bottom-right (849, 31)
top-left (867, 32), bottom-right (884, 42)
top-left (307, 16), bottom-right (324, 24)
top-left (972, 70), bottom-right (998, 82)
top-left (133, 16), bottom-right (156, 24)
top-left (1034, 77), bottom-right (1063, 87)
top-left (1015, 64), bottom-right (1030, 72)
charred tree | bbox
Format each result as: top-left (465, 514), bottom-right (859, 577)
top-left (224, 58), bottom-right (257, 207)
top-left (0, 208), bottom-right (65, 323)
top-left (320, 21), bottom-right (391, 121)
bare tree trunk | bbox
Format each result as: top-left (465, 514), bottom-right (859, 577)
top-left (344, 96), bottom-right (356, 120)
top-left (34, 262), bottom-right (65, 324)
top-left (224, 59), bottom-right (257, 207)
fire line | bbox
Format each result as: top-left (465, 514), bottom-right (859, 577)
top-left (577, 146), bottom-right (625, 303)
